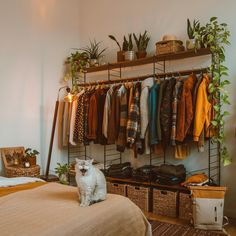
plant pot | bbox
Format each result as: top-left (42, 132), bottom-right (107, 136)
top-left (186, 39), bottom-right (200, 50)
top-left (89, 59), bottom-right (99, 67)
top-left (125, 51), bottom-right (135, 61)
top-left (28, 156), bottom-right (36, 166)
top-left (59, 174), bottom-right (68, 184)
top-left (136, 51), bottom-right (147, 59)
top-left (117, 51), bottom-right (125, 62)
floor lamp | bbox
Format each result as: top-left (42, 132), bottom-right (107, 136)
top-left (41, 86), bottom-right (74, 181)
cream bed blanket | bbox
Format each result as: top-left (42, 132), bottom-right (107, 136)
top-left (0, 183), bottom-right (151, 236)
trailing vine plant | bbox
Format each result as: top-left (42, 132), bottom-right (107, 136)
top-left (194, 17), bottom-right (231, 166)
top-left (64, 50), bottom-right (89, 93)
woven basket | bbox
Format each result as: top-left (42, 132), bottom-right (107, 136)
top-left (5, 165), bottom-right (40, 178)
top-left (179, 192), bottom-right (192, 220)
top-left (156, 40), bottom-right (184, 55)
top-left (107, 182), bottom-right (127, 196)
top-left (0, 147), bottom-right (40, 177)
top-left (127, 185), bottom-right (149, 212)
top-left (153, 189), bottom-right (177, 217)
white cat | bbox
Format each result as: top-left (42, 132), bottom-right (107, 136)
top-left (75, 158), bottom-right (107, 207)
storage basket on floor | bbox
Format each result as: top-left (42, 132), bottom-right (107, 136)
top-left (179, 192), bottom-right (192, 220)
top-left (126, 185), bottom-right (149, 212)
top-left (153, 189), bottom-right (177, 217)
top-left (107, 182), bottom-right (126, 196)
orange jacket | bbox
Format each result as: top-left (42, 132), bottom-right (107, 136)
top-left (176, 75), bottom-right (196, 142)
top-left (193, 74), bottom-right (211, 141)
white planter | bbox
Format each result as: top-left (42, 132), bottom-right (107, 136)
top-left (125, 51), bottom-right (135, 61)
top-left (186, 39), bottom-right (200, 50)
top-left (59, 174), bottom-right (68, 184)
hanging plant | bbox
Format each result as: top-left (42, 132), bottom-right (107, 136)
top-left (64, 50), bottom-right (89, 93)
top-left (194, 17), bottom-right (231, 166)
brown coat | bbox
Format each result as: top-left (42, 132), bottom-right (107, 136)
top-left (87, 92), bottom-right (98, 140)
top-left (176, 75), bottom-right (196, 142)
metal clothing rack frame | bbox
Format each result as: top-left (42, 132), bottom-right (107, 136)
top-left (68, 48), bottom-right (221, 188)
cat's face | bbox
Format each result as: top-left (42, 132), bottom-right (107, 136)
top-left (75, 159), bottom-right (93, 176)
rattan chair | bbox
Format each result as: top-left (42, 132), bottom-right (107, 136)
top-left (0, 146), bottom-right (40, 177)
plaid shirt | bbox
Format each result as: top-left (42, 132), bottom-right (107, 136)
top-left (116, 85), bottom-right (128, 152)
top-left (127, 83), bottom-right (141, 144)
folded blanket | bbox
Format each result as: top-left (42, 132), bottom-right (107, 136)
top-left (0, 176), bottom-right (45, 187)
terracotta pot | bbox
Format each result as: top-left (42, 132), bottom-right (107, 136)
top-left (117, 51), bottom-right (125, 62)
top-left (136, 51), bottom-right (147, 59)
top-left (28, 156), bottom-right (36, 166)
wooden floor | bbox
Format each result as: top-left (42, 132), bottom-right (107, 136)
top-left (145, 212), bottom-right (236, 236)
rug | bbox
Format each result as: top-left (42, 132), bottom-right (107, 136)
top-left (151, 221), bottom-right (226, 236)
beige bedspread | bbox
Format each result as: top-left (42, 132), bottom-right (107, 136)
top-left (0, 183), bottom-right (151, 236)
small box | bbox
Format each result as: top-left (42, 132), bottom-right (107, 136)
top-left (153, 189), bottom-right (177, 217)
top-left (126, 185), bottom-right (150, 212)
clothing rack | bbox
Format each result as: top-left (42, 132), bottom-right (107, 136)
top-left (77, 68), bottom-right (208, 87)
top-left (68, 49), bottom-right (220, 190)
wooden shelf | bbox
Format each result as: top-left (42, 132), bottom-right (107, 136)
top-left (69, 171), bottom-right (189, 192)
top-left (106, 176), bottom-right (189, 192)
top-left (84, 48), bottom-right (211, 74)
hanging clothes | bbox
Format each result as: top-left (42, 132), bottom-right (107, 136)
top-left (107, 85), bottom-right (121, 144)
top-left (176, 74), bottom-right (196, 142)
top-left (193, 74), bottom-right (212, 142)
top-left (73, 91), bottom-right (85, 144)
top-left (96, 87), bottom-right (109, 145)
top-left (102, 85), bottom-right (114, 140)
top-left (87, 91), bottom-right (98, 140)
top-left (171, 80), bottom-right (183, 145)
top-left (69, 90), bottom-right (83, 145)
top-left (157, 80), bottom-right (168, 142)
top-left (140, 77), bottom-right (154, 139)
top-left (116, 85), bottom-right (128, 152)
top-left (127, 82), bottom-right (141, 144)
top-left (161, 78), bottom-right (176, 146)
top-left (149, 82), bottom-right (160, 145)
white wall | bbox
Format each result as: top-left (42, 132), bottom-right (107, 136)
top-left (0, 0), bottom-right (80, 173)
top-left (77, 0), bottom-right (236, 217)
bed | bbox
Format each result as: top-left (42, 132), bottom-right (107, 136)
top-left (0, 178), bottom-right (151, 236)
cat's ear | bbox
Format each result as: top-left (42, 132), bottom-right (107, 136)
top-left (89, 159), bottom-right (94, 164)
top-left (75, 158), bottom-right (81, 164)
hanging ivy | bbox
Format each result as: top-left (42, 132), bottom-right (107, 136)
top-left (64, 50), bottom-right (89, 93)
top-left (194, 17), bottom-right (231, 166)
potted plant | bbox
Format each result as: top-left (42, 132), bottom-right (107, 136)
top-left (194, 17), bottom-right (231, 166)
top-left (133, 30), bottom-right (150, 59)
top-left (186, 19), bottom-right (200, 50)
top-left (55, 163), bottom-right (69, 184)
top-left (81, 39), bottom-right (106, 67)
top-left (123, 34), bottom-right (134, 61)
top-left (64, 50), bottom-right (89, 93)
top-left (108, 35), bottom-right (125, 62)
top-left (25, 148), bottom-right (39, 166)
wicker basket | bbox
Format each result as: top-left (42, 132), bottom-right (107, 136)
top-left (0, 146), bottom-right (40, 177)
top-left (107, 182), bottom-right (127, 196)
top-left (127, 185), bottom-right (149, 212)
top-left (179, 192), bottom-right (192, 220)
top-left (156, 40), bottom-right (185, 55)
top-left (5, 165), bottom-right (40, 177)
top-left (153, 189), bottom-right (177, 217)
